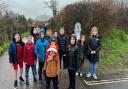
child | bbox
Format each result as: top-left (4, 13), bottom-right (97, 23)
top-left (46, 29), bottom-right (53, 42)
top-left (33, 26), bottom-right (40, 43)
top-left (8, 32), bottom-right (25, 89)
top-left (46, 35), bottom-right (59, 58)
top-left (54, 31), bottom-right (58, 38)
top-left (58, 27), bottom-right (68, 68)
top-left (86, 27), bottom-right (101, 80)
top-left (44, 44), bottom-right (60, 89)
top-left (23, 34), bottom-right (37, 85)
top-left (66, 35), bottom-right (79, 89)
top-left (76, 35), bottom-right (87, 77)
top-left (34, 28), bottom-right (49, 86)
top-left (53, 31), bottom-right (58, 43)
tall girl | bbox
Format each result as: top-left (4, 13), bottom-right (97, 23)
top-left (86, 27), bottom-right (101, 80)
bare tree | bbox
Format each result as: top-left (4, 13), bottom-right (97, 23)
top-left (0, 0), bottom-right (7, 18)
top-left (44, 0), bottom-right (58, 17)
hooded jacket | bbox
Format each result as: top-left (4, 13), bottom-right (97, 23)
top-left (34, 29), bottom-right (49, 62)
top-left (23, 42), bottom-right (36, 65)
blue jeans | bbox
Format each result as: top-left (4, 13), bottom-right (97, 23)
top-left (88, 62), bottom-right (96, 75)
top-left (25, 64), bottom-right (37, 80)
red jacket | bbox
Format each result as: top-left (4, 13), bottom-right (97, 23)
top-left (23, 42), bottom-right (36, 65)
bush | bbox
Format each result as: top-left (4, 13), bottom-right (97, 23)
top-left (99, 29), bottom-right (128, 69)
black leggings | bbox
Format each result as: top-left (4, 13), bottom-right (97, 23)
top-left (68, 69), bottom-right (76, 89)
top-left (46, 76), bottom-right (59, 89)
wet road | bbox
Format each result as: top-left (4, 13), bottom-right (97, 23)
top-left (0, 52), bottom-right (85, 89)
top-left (1, 52), bottom-right (128, 89)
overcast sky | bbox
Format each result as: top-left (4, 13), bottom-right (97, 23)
top-left (4, 0), bottom-right (82, 19)
top-left (3, 0), bottom-right (128, 19)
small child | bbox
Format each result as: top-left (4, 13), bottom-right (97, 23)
top-left (46, 35), bottom-right (59, 58)
top-left (86, 27), bottom-right (101, 80)
top-left (8, 32), bottom-right (25, 89)
top-left (23, 34), bottom-right (37, 85)
top-left (76, 35), bottom-right (87, 77)
top-left (44, 44), bottom-right (60, 89)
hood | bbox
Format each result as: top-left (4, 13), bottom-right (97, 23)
top-left (39, 28), bottom-right (46, 37)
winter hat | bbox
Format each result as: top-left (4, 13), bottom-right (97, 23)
top-left (40, 28), bottom-right (45, 33)
top-left (47, 44), bottom-right (57, 53)
top-left (50, 35), bottom-right (57, 43)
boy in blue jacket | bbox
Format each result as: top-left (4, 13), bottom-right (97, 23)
top-left (34, 28), bottom-right (49, 86)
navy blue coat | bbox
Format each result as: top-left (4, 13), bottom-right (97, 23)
top-left (87, 36), bottom-right (101, 63)
top-left (8, 41), bottom-right (24, 64)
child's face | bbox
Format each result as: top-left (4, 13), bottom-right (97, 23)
top-left (27, 36), bottom-right (32, 43)
top-left (70, 37), bottom-right (75, 45)
top-left (41, 32), bottom-right (44, 39)
top-left (54, 32), bottom-right (58, 37)
top-left (92, 30), bottom-right (98, 36)
top-left (51, 41), bottom-right (56, 45)
top-left (32, 22), bottom-right (35, 27)
top-left (34, 27), bottom-right (39, 33)
top-left (81, 37), bottom-right (85, 42)
top-left (60, 29), bottom-right (64, 35)
top-left (46, 30), bottom-right (52, 37)
top-left (14, 34), bottom-right (20, 42)
top-left (49, 51), bottom-right (56, 56)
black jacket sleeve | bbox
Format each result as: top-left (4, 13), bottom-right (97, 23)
top-left (30, 27), bottom-right (34, 37)
top-left (76, 46), bottom-right (80, 68)
top-left (95, 39), bottom-right (101, 53)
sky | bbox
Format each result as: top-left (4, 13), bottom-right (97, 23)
top-left (3, 0), bottom-right (128, 19)
top-left (3, 0), bottom-right (81, 19)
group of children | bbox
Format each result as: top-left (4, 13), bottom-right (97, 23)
top-left (8, 22), bottom-right (101, 89)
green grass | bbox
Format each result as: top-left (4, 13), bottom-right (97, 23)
top-left (0, 42), bottom-right (9, 54)
top-left (99, 28), bottom-right (128, 69)
top-left (21, 32), bottom-right (28, 38)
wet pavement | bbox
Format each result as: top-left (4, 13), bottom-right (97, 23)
top-left (1, 52), bottom-right (128, 89)
top-left (0, 52), bottom-right (85, 89)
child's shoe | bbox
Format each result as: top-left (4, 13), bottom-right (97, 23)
top-left (26, 80), bottom-right (29, 85)
top-left (38, 80), bottom-right (43, 86)
top-left (93, 74), bottom-right (98, 80)
top-left (19, 77), bottom-right (25, 83)
top-left (87, 73), bottom-right (91, 78)
top-left (80, 73), bottom-right (83, 77)
top-left (76, 72), bottom-right (79, 76)
top-left (14, 80), bottom-right (18, 89)
top-left (33, 77), bottom-right (37, 83)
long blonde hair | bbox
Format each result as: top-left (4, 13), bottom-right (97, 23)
top-left (91, 27), bottom-right (99, 37)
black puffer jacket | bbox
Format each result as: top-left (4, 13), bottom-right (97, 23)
top-left (66, 44), bottom-right (80, 70)
top-left (87, 36), bottom-right (101, 63)
top-left (58, 34), bottom-right (68, 54)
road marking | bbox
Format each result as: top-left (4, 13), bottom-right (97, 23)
top-left (84, 77), bottom-right (128, 86)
